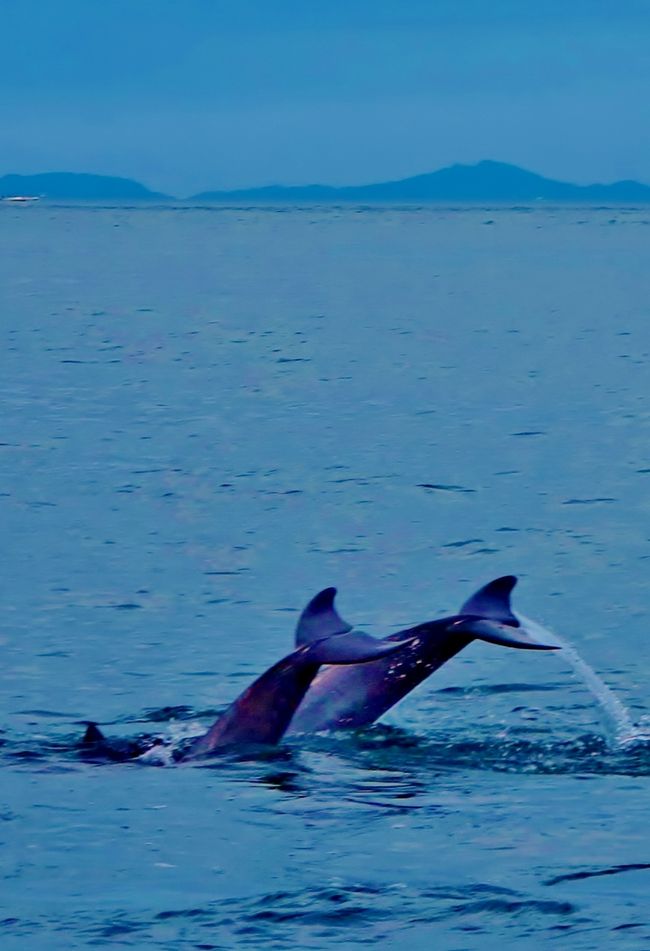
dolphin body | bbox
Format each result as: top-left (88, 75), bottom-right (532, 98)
top-left (82, 588), bottom-right (411, 762)
top-left (288, 576), bottom-right (559, 735)
top-left (185, 587), bottom-right (413, 757)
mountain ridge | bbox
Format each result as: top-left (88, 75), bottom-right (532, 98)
top-left (191, 160), bottom-right (650, 203)
top-left (2, 161), bottom-right (650, 203)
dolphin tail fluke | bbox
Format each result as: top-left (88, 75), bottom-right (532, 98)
top-left (460, 575), bottom-right (520, 625)
top-left (458, 617), bottom-right (560, 650)
top-left (308, 629), bottom-right (410, 664)
top-left (295, 587), bottom-right (353, 646)
top-left (296, 588), bottom-right (410, 662)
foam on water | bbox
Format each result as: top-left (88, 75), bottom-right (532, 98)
top-left (517, 613), bottom-right (650, 750)
top-left (135, 718), bottom-right (206, 766)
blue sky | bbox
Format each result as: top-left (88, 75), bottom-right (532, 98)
top-left (2, 0), bottom-right (649, 195)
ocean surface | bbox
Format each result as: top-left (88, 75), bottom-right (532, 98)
top-left (1, 203), bottom-right (649, 949)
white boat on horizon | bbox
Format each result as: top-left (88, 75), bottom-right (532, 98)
top-left (1, 195), bottom-right (41, 204)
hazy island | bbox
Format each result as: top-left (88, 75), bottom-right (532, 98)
top-left (0, 172), bottom-right (169, 201)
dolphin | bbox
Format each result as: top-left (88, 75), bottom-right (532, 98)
top-left (81, 588), bottom-right (412, 762)
top-left (288, 576), bottom-right (559, 734)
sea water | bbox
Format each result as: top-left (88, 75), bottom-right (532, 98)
top-left (1, 203), bottom-right (649, 948)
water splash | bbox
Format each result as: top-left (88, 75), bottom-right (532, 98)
top-left (517, 613), bottom-right (650, 750)
top-left (135, 719), bottom-right (205, 766)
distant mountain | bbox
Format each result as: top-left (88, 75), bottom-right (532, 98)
top-left (3, 162), bottom-right (649, 203)
top-left (0, 172), bottom-right (168, 201)
top-left (191, 160), bottom-right (650, 203)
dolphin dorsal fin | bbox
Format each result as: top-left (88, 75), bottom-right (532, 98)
top-left (295, 587), bottom-right (353, 646)
top-left (459, 575), bottom-right (519, 626)
top-left (81, 722), bottom-right (106, 745)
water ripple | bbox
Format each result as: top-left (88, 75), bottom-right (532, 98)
top-left (63, 881), bottom-right (583, 948)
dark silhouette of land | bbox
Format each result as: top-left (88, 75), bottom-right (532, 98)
top-left (2, 161), bottom-right (649, 202)
top-left (192, 161), bottom-right (650, 203)
top-left (0, 172), bottom-right (168, 201)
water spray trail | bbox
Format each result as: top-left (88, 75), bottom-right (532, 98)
top-left (517, 613), bottom-right (650, 749)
